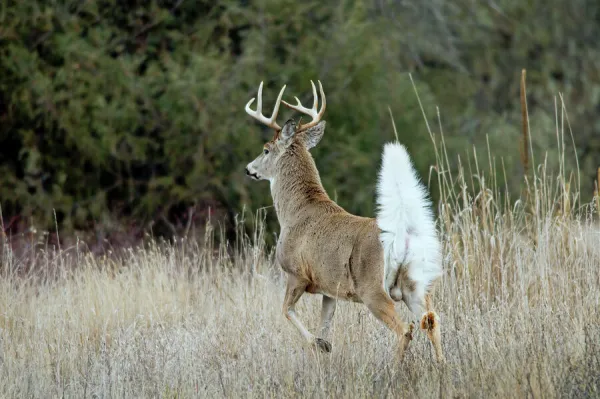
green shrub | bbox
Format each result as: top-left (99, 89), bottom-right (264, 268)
top-left (0, 1), bottom-right (597, 242)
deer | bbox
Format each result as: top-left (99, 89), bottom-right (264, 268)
top-left (244, 80), bottom-right (444, 362)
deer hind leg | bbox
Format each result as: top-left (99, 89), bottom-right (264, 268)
top-left (402, 286), bottom-right (445, 362)
top-left (422, 294), bottom-right (444, 362)
top-left (362, 290), bottom-right (413, 360)
top-left (320, 295), bottom-right (336, 338)
top-left (282, 275), bottom-right (331, 353)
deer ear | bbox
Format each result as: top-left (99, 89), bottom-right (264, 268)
top-left (300, 121), bottom-right (326, 150)
top-left (279, 119), bottom-right (297, 145)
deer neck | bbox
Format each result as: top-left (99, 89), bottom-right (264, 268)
top-left (270, 145), bottom-right (330, 227)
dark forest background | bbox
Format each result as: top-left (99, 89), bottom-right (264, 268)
top-left (1, 0), bottom-right (599, 249)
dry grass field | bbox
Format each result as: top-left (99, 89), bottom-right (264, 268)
top-left (1, 107), bottom-right (600, 397)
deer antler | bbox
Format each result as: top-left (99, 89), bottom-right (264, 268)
top-left (282, 80), bottom-right (326, 132)
top-left (245, 81), bottom-right (287, 131)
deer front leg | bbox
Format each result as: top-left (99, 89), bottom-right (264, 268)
top-left (283, 275), bottom-right (331, 353)
top-left (320, 295), bottom-right (336, 338)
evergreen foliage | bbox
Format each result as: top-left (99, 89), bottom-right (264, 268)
top-left (0, 1), bottom-right (598, 239)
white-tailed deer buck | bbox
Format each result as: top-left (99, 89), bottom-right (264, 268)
top-left (244, 80), bottom-right (444, 361)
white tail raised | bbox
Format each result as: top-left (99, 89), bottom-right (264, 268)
top-left (377, 143), bottom-right (442, 311)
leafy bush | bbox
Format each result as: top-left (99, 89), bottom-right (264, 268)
top-left (0, 1), bottom-right (598, 242)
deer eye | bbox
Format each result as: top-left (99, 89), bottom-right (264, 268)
top-left (263, 149), bottom-right (269, 155)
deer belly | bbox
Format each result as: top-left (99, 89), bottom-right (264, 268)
top-left (305, 283), bottom-right (320, 294)
top-left (305, 282), bottom-right (361, 302)
top-left (322, 286), bottom-right (361, 302)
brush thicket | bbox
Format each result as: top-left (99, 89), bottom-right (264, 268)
top-left (0, 81), bottom-right (599, 397)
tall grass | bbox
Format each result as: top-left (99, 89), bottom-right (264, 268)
top-left (0, 97), bottom-right (599, 398)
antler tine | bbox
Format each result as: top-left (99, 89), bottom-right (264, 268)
top-left (256, 81), bottom-right (263, 114)
top-left (310, 80), bottom-right (318, 110)
top-left (245, 81), bottom-right (287, 131)
top-left (282, 80), bottom-right (326, 132)
top-left (317, 80), bottom-right (326, 118)
top-left (272, 83), bottom-right (286, 123)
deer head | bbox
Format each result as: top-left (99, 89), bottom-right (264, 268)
top-left (245, 80), bottom-right (327, 181)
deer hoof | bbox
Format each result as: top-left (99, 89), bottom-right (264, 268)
top-left (314, 338), bottom-right (332, 353)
